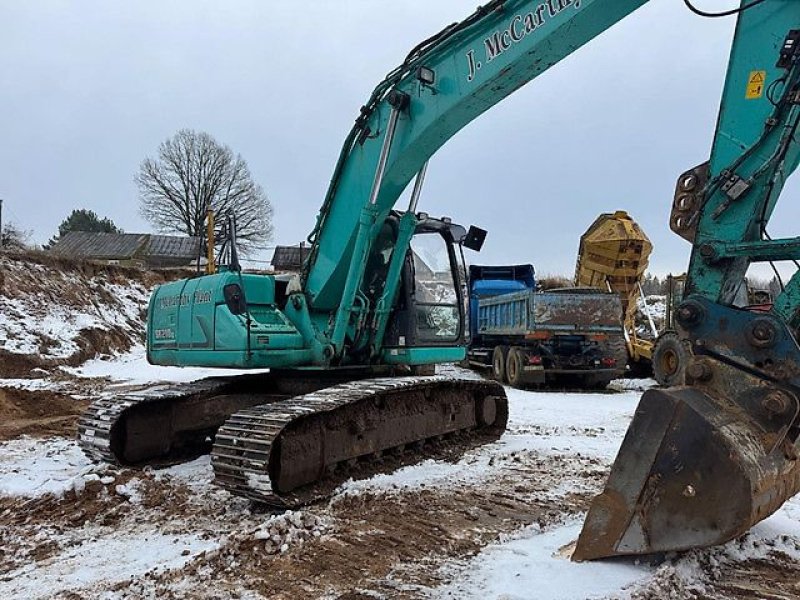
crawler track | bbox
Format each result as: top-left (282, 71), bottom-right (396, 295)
top-left (78, 374), bottom-right (508, 508)
top-left (78, 378), bottom-right (238, 464)
top-left (211, 377), bottom-right (508, 508)
top-left (77, 373), bottom-right (312, 465)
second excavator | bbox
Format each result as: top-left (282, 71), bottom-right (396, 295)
top-left (80, 0), bottom-right (800, 562)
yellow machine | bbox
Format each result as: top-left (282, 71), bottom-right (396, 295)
top-left (574, 211), bottom-right (654, 375)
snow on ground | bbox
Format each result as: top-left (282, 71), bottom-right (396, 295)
top-left (0, 257), bottom-right (151, 360)
top-left (64, 344), bottom-right (270, 385)
top-left (5, 354), bottom-right (800, 598)
top-left (436, 520), bottom-right (652, 600)
top-left (333, 379), bottom-right (651, 599)
top-left (502, 387), bottom-right (637, 457)
top-left (611, 378), bottom-right (657, 392)
top-left (0, 377), bottom-right (65, 391)
top-left (0, 362), bottom-right (650, 599)
top-left (0, 531), bottom-right (217, 600)
top-left (0, 437), bottom-right (94, 497)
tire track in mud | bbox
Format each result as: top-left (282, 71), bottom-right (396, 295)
top-left (108, 451), bottom-right (608, 599)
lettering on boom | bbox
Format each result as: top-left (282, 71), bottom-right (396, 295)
top-left (466, 0), bottom-right (583, 82)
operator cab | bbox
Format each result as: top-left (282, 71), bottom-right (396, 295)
top-left (378, 212), bottom-right (486, 356)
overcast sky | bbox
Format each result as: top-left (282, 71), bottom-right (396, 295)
top-left (3, 0), bottom-right (798, 277)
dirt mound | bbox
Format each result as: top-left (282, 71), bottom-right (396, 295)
top-left (0, 387), bottom-right (89, 439)
top-left (1, 248), bottom-right (192, 290)
top-left (0, 350), bottom-right (45, 379)
top-left (0, 252), bottom-right (186, 372)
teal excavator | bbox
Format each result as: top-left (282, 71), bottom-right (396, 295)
top-left (80, 0), bottom-right (800, 561)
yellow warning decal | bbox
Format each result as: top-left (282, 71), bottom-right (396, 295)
top-left (746, 70), bottom-right (766, 100)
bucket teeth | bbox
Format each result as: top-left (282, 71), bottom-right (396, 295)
top-left (574, 386), bottom-right (800, 561)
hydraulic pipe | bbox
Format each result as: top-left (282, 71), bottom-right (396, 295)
top-left (331, 101), bottom-right (404, 353)
top-left (407, 161), bottom-right (429, 213)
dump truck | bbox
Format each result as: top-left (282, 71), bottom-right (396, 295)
top-left (466, 265), bottom-right (626, 388)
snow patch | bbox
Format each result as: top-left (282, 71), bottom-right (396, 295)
top-left (434, 520), bottom-right (652, 599)
top-left (0, 263), bottom-right (151, 360)
top-left (0, 437), bottom-right (96, 497)
top-left (0, 531), bottom-right (216, 599)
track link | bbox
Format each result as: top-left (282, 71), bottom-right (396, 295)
top-left (77, 376), bottom-right (287, 465)
top-left (211, 376), bottom-right (508, 508)
top-left (78, 379), bottom-right (232, 463)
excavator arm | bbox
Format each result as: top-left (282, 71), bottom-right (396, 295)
top-left (576, 2), bottom-right (800, 559)
top-left (301, 0), bottom-right (800, 559)
top-left (301, 0), bottom-right (653, 358)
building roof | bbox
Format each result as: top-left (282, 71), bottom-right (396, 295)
top-left (50, 231), bottom-right (201, 262)
top-left (146, 235), bottom-right (201, 259)
top-left (271, 245), bottom-right (310, 271)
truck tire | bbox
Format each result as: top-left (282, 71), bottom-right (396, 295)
top-left (604, 336), bottom-right (629, 377)
top-left (506, 347), bottom-right (526, 389)
top-left (653, 331), bottom-right (691, 386)
top-left (492, 346), bottom-right (509, 383)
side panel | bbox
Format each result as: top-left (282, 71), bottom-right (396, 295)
top-left (477, 290), bottom-right (623, 336)
top-left (477, 290), bottom-right (531, 337)
top-left (468, 264), bottom-right (536, 342)
top-left (147, 272), bottom-right (310, 368)
top-left (531, 291), bottom-right (623, 334)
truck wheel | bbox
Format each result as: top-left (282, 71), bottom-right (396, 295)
top-left (653, 331), bottom-right (691, 386)
top-left (603, 336), bottom-right (630, 378)
top-left (506, 347), bottom-right (526, 388)
top-left (492, 346), bottom-right (509, 383)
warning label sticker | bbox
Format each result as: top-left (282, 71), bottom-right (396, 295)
top-left (746, 70), bottom-right (766, 99)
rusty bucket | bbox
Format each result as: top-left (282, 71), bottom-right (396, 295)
top-left (574, 384), bottom-right (800, 561)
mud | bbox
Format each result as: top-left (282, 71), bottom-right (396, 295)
top-left (0, 387), bottom-right (89, 440)
top-left (107, 452), bottom-right (603, 599)
top-left (2, 377), bottom-right (798, 599)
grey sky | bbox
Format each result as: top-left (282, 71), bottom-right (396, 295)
top-left (3, 1), bottom-right (796, 277)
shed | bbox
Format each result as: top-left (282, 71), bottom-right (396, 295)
top-left (49, 232), bottom-right (201, 268)
top-left (271, 245), bottom-right (310, 272)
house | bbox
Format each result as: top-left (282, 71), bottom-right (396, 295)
top-left (271, 245), bottom-right (310, 272)
top-left (48, 232), bottom-right (201, 268)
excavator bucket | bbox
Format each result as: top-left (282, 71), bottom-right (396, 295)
top-left (574, 383), bottom-right (800, 561)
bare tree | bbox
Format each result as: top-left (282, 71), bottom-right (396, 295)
top-left (1, 222), bottom-right (32, 252)
top-left (137, 129), bottom-right (273, 256)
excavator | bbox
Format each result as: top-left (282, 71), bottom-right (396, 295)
top-left (79, 0), bottom-right (800, 562)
